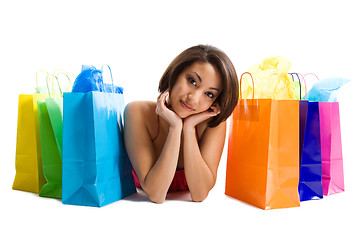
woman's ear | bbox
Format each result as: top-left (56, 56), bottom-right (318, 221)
top-left (209, 102), bottom-right (221, 114)
top-left (211, 101), bottom-right (219, 108)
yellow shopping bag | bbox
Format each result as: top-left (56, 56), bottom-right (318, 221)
top-left (12, 70), bottom-right (52, 193)
top-left (12, 93), bottom-right (49, 193)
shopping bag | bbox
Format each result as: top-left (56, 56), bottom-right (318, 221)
top-left (302, 73), bottom-right (345, 195)
top-left (13, 93), bottom-right (48, 193)
top-left (37, 98), bottom-right (62, 198)
top-left (13, 70), bottom-right (50, 193)
top-left (62, 91), bottom-right (136, 207)
top-left (319, 102), bottom-right (345, 195)
top-left (37, 72), bottom-right (70, 198)
top-left (290, 73), bottom-right (323, 201)
top-left (298, 101), bottom-right (323, 200)
top-left (225, 73), bottom-right (300, 210)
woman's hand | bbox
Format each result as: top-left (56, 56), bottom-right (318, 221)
top-left (183, 103), bottom-right (221, 129)
top-left (156, 90), bottom-right (183, 129)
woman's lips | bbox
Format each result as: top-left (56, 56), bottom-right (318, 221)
top-left (180, 100), bottom-right (195, 111)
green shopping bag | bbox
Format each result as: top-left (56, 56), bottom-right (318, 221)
top-left (37, 72), bottom-right (70, 198)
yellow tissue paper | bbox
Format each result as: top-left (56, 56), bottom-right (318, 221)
top-left (241, 56), bottom-right (296, 100)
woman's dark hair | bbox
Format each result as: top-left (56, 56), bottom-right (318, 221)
top-left (158, 44), bottom-right (239, 127)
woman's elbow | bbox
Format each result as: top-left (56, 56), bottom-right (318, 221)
top-left (147, 193), bottom-right (166, 204)
top-left (190, 180), bottom-right (215, 202)
top-left (190, 190), bottom-right (209, 202)
top-left (143, 187), bottom-right (167, 204)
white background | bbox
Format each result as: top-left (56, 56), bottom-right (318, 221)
top-left (1, 0), bottom-right (359, 239)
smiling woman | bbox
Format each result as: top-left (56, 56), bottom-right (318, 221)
top-left (123, 45), bottom-right (239, 203)
top-left (169, 62), bottom-right (222, 118)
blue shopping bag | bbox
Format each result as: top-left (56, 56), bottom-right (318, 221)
top-left (298, 99), bottom-right (323, 201)
top-left (62, 91), bottom-right (136, 207)
top-left (290, 73), bottom-right (323, 201)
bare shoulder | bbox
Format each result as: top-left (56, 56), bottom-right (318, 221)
top-left (124, 101), bottom-right (158, 137)
top-left (124, 101), bottom-right (156, 121)
top-left (125, 101), bottom-right (155, 114)
top-left (123, 101), bottom-right (158, 179)
top-left (198, 119), bottom-right (226, 140)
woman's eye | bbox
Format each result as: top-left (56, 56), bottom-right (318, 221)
top-left (206, 92), bottom-right (214, 98)
top-left (188, 77), bottom-right (197, 86)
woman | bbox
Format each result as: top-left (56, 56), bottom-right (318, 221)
top-left (124, 45), bottom-right (239, 203)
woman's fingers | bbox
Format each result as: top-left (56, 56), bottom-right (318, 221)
top-left (156, 91), bottom-right (182, 128)
top-left (158, 91), bottom-right (169, 106)
top-left (156, 91), bottom-right (169, 114)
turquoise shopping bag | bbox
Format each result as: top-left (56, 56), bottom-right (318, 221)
top-left (62, 91), bottom-right (136, 207)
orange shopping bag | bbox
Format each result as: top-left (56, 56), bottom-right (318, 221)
top-left (225, 72), bottom-right (300, 210)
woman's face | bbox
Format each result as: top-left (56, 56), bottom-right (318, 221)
top-left (169, 62), bottom-right (222, 119)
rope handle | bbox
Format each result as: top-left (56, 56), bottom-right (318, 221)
top-left (52, 69), bottom-right (72, 93)
top-left (304, 73), bottom-right (320, 81)
top-left (45, 74), bottom-right (57, 97)
top-left (45, 71), bottom-right (72, 97)
top-left (239, 72), bottom-right (255, 99)
top-left (36, 70), bottom-right (50, 92)
top-left (302, 73), bottom-right (320, 100)
top-left (289, 73), bottom-right (308, 100)
top-left (101, 64), bottom-right (115, 92)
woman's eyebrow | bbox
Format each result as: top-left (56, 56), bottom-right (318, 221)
top-left (192, 72), bottom-right (220, 91)
top-left (210, 87), bottom-right (220, 92)
top-left (193, 72), bottom-right (202, 82)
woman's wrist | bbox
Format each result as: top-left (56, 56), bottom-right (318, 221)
top-left (182, 121), bottom-right (196, 136)
top-left (169, 123), bottom-right (183, 134)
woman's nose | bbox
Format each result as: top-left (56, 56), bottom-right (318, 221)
top-left (188, 91), bottom-right (201, 106)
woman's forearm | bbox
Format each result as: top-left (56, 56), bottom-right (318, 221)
top-left (183, 127), bottom-right (216, 202)
top-left (142, 126), bottom-right (182, 203)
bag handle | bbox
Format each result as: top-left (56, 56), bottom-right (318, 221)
top-left (301, 73), bottom-right (320, 100)
top-left (45, 74), bottom-right (59, 98)
top-left (289, 73), bottom-right (301, 99)
top-left (45, 72), bottom-right (70, 98)
top-left (289, 73), bottom-right (307, 100)
top-left (304, 73), bottom-right (320, 81)
top-left (239, 72), bottom-right (255, 99)
top-left (101, 64), bottom-right (115, 92)
top-left (52, 69), bottom-right (72, 94)
top-left (36, 70), bottom-right (50, 93)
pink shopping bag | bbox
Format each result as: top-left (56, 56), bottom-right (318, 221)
top-left (319, 102), bottom-right (345, 195)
